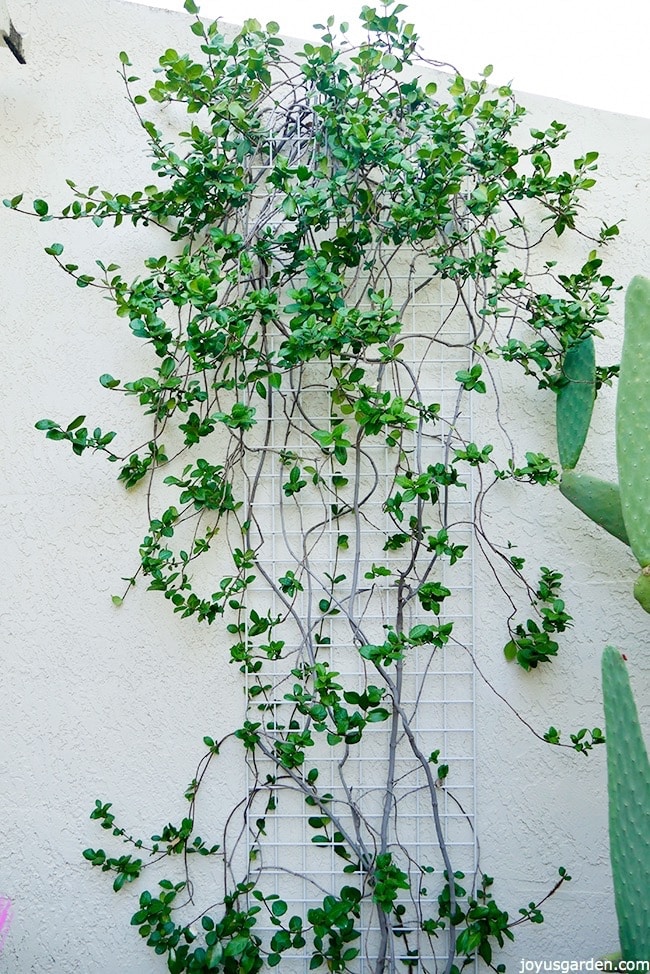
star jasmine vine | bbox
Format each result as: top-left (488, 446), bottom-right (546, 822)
top-left (6, 1), bottom-right (618, 969)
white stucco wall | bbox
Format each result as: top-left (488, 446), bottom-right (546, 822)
top-left (473, 91), bottom-right (650, 964)
top-left (1, 0), bottom-right (649, 971)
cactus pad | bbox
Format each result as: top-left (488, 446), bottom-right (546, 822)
top-left (559, 471), bottom-right (630, 546)
top-left (556, 336), bottom-right (596, 470)
top-left (602, 646), bottom-right (650, 960)
top-left (633, 567), bottom-right (650, 614)
top-left (616, 275), bottom-right (650, 567)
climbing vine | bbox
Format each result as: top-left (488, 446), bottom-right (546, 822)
top-left (6, 1), bottom-right (620, 970)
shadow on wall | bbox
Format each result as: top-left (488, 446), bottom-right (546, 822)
top-left (1, 0), bottom-right (25, 62)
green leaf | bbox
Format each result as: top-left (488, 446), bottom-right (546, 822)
top-left (409, 624), bottom-right (431, 641)
top-left (229, 102), bottom-right (246, 122)
top-left (312, 429), bottom-right (334, 448)
top-left (111, 595), bottom-right (123, 607)
top-left (206, 943), bottom-right (223, 969)
top-left (503, 640), bottom-right (518, 662)
top-left (449, 76), bottom-right (465, 96)
top-left (366, 708), bottom-right (390, 722)
top-left (33, 199), bottom-right (49, 217)
top-left (225, 936), bottom-right (250, 957)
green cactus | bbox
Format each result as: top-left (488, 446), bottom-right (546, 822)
top-left (556, 335), bottom-right (596, 470)
top-left (559, 471), bottom-right (630, 547)
top-left (601, 645), bottom-right (650, 960)
top-left (617, 275), bottom-right (650, 568)
top-left (557, 276), bottom-right (650, 612)
top-left (633, 568), bottom-right (650, 614)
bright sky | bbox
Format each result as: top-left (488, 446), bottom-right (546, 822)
top-left (124, 0), bottom-right (650, 120)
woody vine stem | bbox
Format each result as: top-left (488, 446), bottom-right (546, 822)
top-left (7, 1), bottom-right (620, 970)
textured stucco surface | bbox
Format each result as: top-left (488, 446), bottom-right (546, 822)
top-left (1, 0), bottom-right (650, 970)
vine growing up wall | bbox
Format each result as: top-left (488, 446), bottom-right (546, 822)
top-left (7, 1), bottom-right (620, 970)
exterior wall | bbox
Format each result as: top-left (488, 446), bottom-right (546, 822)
top-left (473, 90), bottom-right (650, 964)
top-left (1, 0), bottom-right (649, 970)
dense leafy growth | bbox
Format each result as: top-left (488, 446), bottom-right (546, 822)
top-left (9, 0), bottom-right (619, 969)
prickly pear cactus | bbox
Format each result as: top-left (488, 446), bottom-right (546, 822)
top-left (556, 336), bottom-right (596, 470)
top-left (617, 276), bottom-right (650, 570)
top-left (633, 568), bottom-right (650, 614)
top-left (559, 471), bottom-right (629, 546)
top-left (602, 645), bottom-right (650, 960)
top-left (557, 276), bottom-right (650, 613)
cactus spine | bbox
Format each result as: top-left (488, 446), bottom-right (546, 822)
top-left (601, 646), bottom-right (650, 959)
